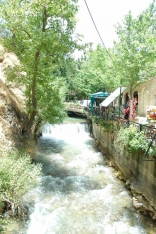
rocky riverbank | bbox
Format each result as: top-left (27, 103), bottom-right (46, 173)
top-left (0, 44), bottom-right (37, 159)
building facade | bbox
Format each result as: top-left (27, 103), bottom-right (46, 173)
top-left (122, 77), bottom-right (156, 118)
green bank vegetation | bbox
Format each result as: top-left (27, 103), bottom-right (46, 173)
top-left (114, 125), bottom-right (149, 155)
top-left (0, 152), bottom-right (42, 232)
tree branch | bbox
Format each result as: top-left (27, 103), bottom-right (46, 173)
top-left (22, 29), bottom-right (32, 39)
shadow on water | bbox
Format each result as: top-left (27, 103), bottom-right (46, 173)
top-left (37, 137), bottom-right (65, 154)
top-left (40, 174), bottom-right (103, 194)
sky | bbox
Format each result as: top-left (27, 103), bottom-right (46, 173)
top-left (75, 0), bottom-right (153, 49)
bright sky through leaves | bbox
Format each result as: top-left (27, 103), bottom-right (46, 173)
top-left (76, 0), bottom-right (153, 49)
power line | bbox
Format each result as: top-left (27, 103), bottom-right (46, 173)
top-left (83, 0), bottom-right (115, 66)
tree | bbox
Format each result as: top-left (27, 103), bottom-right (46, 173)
top-left (0, 0), bottom-right (80, 134)
top-left (113, 1), bottom-right (156, 118)
top-left (58, 57), bottom-right (82, 101)
top-left (73, 44), bottom-right (119, 99)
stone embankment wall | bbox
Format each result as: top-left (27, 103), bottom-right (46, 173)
top-left (92, 122), bottom-right (156, 220)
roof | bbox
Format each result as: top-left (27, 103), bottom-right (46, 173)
top-left (100, 87), bottom-right (127, 107)
top-left (90, 91), bottom-right (110, 99)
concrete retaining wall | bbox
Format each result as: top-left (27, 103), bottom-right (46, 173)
top-left (92, 122), bottom-right (156, 220)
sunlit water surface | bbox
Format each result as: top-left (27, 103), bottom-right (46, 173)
top-left (7, 118), bottom-right (156, 233)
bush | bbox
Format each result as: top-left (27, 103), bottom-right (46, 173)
top-left (98, 120), bottom-right (114, 131)
top-left (0, 152), bottom-right (42, 216)
top-left (114, 125), bottom-right (149, 155)
top-left (0, 215), bottom-right (7, 233)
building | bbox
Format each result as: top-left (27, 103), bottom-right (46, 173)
top-left (122, 77), bottom-right (156, 119)
top-left (99, 77), bottom-right (156, 121)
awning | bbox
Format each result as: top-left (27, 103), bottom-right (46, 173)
top-left (90, 91), bottom-right (110, 110)
top-left (100, 87), bottom-right (127, 107)
top-left (90, 91), bottom-right (110, 99)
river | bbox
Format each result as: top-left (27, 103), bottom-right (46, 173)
top-left (6, 117), bottom-right (156, 233)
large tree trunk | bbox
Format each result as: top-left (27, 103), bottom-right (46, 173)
top-left (25, 51), bottom-right (40, 135)
top-left (25, 110), bottom-right (37, 134)
top-left (25, 9), bottom-right (47, 135)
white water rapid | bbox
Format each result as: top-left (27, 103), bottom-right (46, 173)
top-left (23, 118), bottom-right (156, 234)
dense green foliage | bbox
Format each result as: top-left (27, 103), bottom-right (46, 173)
top-left (74, 45), bottom-right (118, 98)
top-left (114, 125), bottom-right (149, 155)
top-left (113, 2), bottom-right (156, 90)
top-left (59, 57), bottom-right (83, 100)
top-left (0, 0), bottom-right (81, 133)
top-left (0, 215), bottom-right (7, 233)
top-left (68, 0), bottom-right (156, 99)
top-left (0, 152), bottom-right (41, 231)
top-left (0, 152), bottom-right (41, 211)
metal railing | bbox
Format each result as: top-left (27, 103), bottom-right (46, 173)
top-left (84, 106), bottom-right (156, 161)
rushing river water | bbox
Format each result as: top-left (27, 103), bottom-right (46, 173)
top-left (7, 118), bottom-right (156, 234)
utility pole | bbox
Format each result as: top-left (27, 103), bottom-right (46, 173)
top-left (119, 86), bottom-right (121, 118)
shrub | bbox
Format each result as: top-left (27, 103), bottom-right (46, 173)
top-left (0, 215), bottom-right (7, 233)
top-left (98, 120), bottom-right (114, 131)
top-left (114, 125), bottom-right (149, 155)
top-left (0, 152), bottom-right (42, 216)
